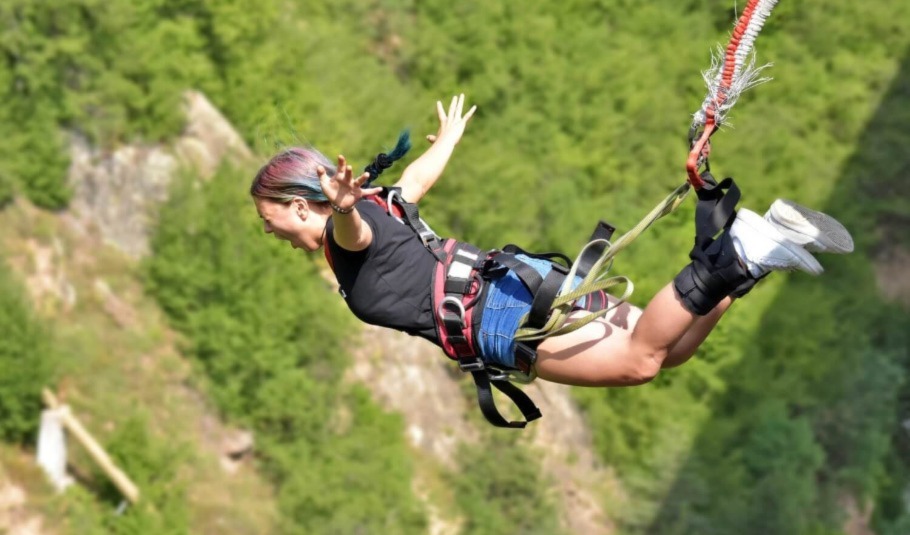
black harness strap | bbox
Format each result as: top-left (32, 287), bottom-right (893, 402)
top-left (693, 173), bottom-right (741, 243)
top-left (483, 223), bottom-right (616, 377)
top-left (384, 188), bottom-right (448, 262)
top-left (574, 221), bottom-right (616, 279)
top-left (485, 247), bottom-right (569, 377)
top-left (437, 243), bottom-right (543, 429)
top-left (373, 193), bottom-right (542, 429)
top-left (359, 189), bottom-right (614, 428)
top-left (673, 172), bottom-right (759, 314)
top-left (488, 254), bottom-right (545, 305)
top-left (471, 371), bottom-right (542, 428)
top-left (492, 244), bottom-right (574, 329)
top-left (529, 271), bottom-right (564, 328)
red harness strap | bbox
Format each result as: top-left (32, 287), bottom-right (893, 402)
top-left (432, 239), bottom-right (484, 363)
top-left (322, 191), bottom-right (542, 428)
top-left (322, 194), bottom-right (483, 364)
top-left (363, 193), bottom-right (403, 217)
top-left (323, 240), bottom-right (334, 271)
top-left (430, 240), bottom-right (542, 428)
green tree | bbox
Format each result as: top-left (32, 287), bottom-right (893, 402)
top-left (0, 255), bottom-right (53, 443)
top-left (146, 165), bottom-right (428, 532)
top-left (451, 432), bottom-right (565, 535)
top-left (98, 415), bottom-right (192, 535)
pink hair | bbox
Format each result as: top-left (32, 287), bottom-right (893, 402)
top-left (250, 147), bottom-right (335, 203)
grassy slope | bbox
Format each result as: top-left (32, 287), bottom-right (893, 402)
top-left (1, 1), bottom-right (908, 532)
top-left (0, 199), bottom-right (278, 534)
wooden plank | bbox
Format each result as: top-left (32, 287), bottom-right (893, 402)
top-left (42, 388), bottom-right (140, 504)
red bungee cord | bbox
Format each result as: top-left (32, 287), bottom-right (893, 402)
top-left (687, 0), bottom-right (780, 189)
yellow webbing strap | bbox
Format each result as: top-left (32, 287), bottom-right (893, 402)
top-left (514, 181), bottom-right (691, 344)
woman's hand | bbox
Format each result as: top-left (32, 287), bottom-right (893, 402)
top-left (392, 94), bottom-right (477, 203)
top-left (317, 155), bottom-right (382, 213)
top-left (425, 93), bottom-right (477, 145)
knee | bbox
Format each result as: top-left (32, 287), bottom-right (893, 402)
top-left (625, 352), bottom-right (664, 385)
top-left (618, 340), bottom-right (666, 385)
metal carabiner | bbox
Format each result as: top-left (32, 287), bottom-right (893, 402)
top-left (385, 189), bottom-right (401, 217)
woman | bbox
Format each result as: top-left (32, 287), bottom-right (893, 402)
top-left (250, 94), bottom-right (852, 393)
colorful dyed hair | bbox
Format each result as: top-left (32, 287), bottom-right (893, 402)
top-left (250, 132), bottom-right (411, 203)
top-left (250, 147), bottom-right (335, 203)
top-left (362, 131), bottom-right (411, 186)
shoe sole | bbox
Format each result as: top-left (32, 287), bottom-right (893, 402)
top-left (736, 209), bottom-right (824, 276)
top-left (767, 199), bottom-right (854, 254)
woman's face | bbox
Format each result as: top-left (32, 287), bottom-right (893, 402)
top-left (253, 197), bottom-right (323, 251)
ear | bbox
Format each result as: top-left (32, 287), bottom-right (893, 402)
top-left (292, 197), bottom-right (309, 220)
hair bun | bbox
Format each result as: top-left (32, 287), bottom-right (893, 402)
top-left (363, 131), bottom-right (412, 185)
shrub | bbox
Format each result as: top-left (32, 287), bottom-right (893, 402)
top-left (0, 257), bottom-right (53, 443)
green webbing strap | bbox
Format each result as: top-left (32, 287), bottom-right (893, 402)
top-left (514, 181), bottom-right (691, 343)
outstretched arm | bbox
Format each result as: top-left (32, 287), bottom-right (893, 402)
top-left (318, 155), bottom-right (382, 252)
top-left (394, 94), bottom-right (477, 204)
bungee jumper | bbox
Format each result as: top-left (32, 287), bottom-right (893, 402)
top-left (249, 0), bottom-right (854, 428)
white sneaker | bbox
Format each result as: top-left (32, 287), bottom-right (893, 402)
top-left (729, 209), bottom-right (824, 277)
top-left (764, 199), bottom-right (854, 254)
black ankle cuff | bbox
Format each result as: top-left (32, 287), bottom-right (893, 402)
top-left (673, 232), bottom-right (755, 315)
top-left (728, 271), bottom-right (768, 298)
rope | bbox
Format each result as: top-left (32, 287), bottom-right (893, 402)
top-left (513, 181), bottom-right (691, 342)
top-left (687, 0), bottom-right (779, 189)
top-left (513, 0), bottom-right (780, 354)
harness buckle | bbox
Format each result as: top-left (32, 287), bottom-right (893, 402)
top-left (437, 296), bottom-right (467, 328)
top-left (458, 356), bottom-right (485, 373)
top-left (482, 366), bottom-right (511, 382)
top-left (419, 229), bottom-right (440, 247)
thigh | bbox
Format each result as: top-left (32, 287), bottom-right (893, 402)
top-left (599, 293), bottom-right (643, 330)
top-left (534, 298), bottom-right (647, 387)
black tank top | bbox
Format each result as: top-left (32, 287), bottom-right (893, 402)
top-left (325, 200), bottom-right (439, 343)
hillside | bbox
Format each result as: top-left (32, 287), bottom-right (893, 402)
top-left (1, 1), bottom-right (909, 534)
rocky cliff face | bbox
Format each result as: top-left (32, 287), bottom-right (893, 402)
top-left (66, 91), bottom-right (252, 259)
top-left (346, 325), bottom-right (617, 534)
top-left (63, 90), bottom-right (616, 534)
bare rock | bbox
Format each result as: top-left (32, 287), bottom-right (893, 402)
top-left (219, 429), bottom-right (255, 475)
top-left (66, 91), bottom-right (252, 259)
top-left (0, 480), bottom-right (48, 535)
top-left (175, 90), bottom-right (252, 178)
top-left (23, 237), bottom-right (76, 313)
top-left (527, 380), bottom-right (616, 535)
top-left (345, 325), bottom-right (478, 468)
top-left (345, 322), bottom-right (615, 534)
top-left (93, 278), bottom-right (137, 329)
top-left (67, 136), bottom-right (177, 258)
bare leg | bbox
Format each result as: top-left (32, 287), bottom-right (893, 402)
top-left (662, 296), bottom-right (733, 368)
top-left (532, 198), bottom-right (848, 387)
top-left (600, 292), bottom-right (732, 367)
top-left (535, 283), bottom-right (730, 387)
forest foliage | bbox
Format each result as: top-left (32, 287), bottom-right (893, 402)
top-left (0, 260), bottom-right (53, 443)
top-left (1, 0), bottom-right (909, 533)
